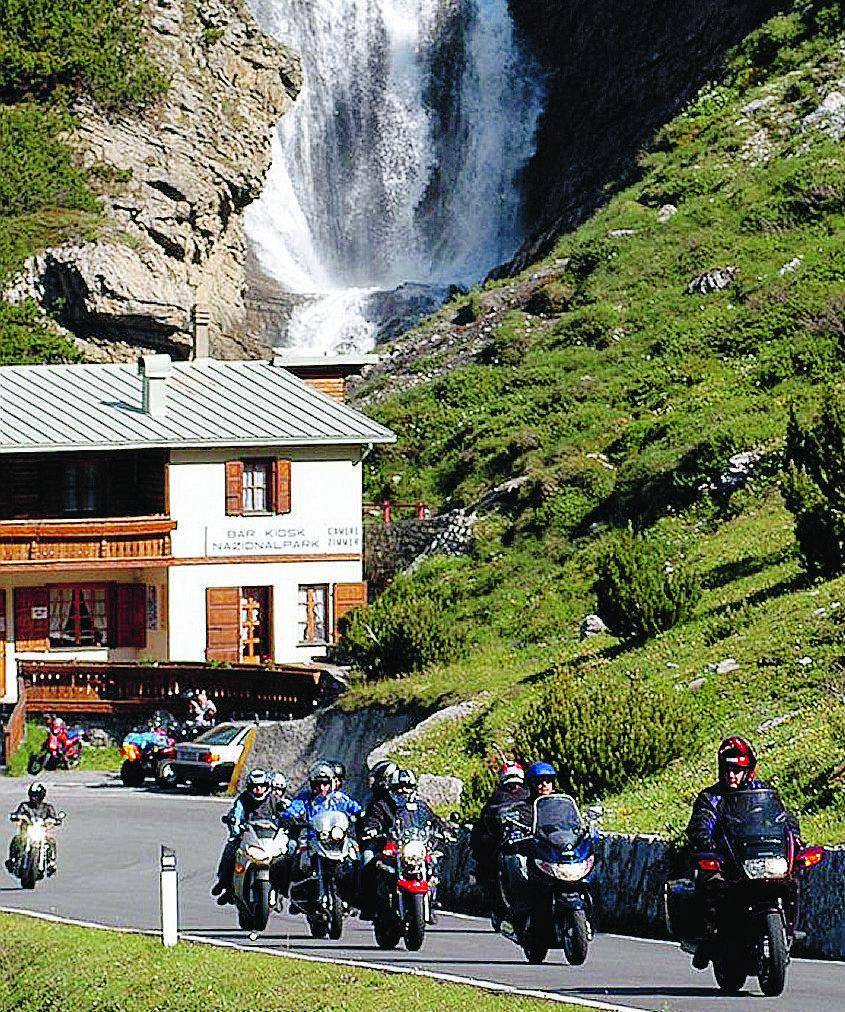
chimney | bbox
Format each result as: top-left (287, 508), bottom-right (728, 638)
top-left (138, 354), bottom-right (172, 417)
top-left (192, 304), bottom-right (210, 360)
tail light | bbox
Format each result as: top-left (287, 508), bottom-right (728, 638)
top-left (796, 846), bottom-right (825, 869)
top-left (382, 841), bottom-right (399, 857)
top-left (201, 752), bottom-right (220, 764)
top-left (697, 856), bottom-right (721, 873)
top-left (121, 744), bottom-right (140, 762)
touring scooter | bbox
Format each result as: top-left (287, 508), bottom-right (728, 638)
top-left (7, 810), bottom-right (65, 889)
top-left (498, 793), bottom-right (602, 964)
top-left (288, 809), bottom-right (358, 940)
top-left (229, 816), bottom-right (288, 932)
top-left (665, 787), bottom-right (825, 997)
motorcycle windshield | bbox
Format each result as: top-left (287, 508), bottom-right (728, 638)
top-left (533, 794), bottom-right (583, 850)
top-left (719, 789), bottom-right (790, 854)
top-left (394, 803), bottom-right (433, 841)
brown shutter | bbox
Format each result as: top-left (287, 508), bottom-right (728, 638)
top-left (272, 459), bottom-right (292, 514)
top-left (14, 587), bottom-right (50, 651)
top-left (225, 461), bottom-right (244, 516)
top-left (114, 584), bottom-right (147, 649)
top-left (206, 587), bottom-right (241, 663)
top-left (333, 582), bottom-right (368, 641)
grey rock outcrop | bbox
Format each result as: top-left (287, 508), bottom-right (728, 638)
top-left (6, 0), bottom-right (300, 359)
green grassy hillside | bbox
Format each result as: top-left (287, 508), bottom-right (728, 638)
top-left (0, 0), bottom-right (165, 364)
top-left (350, 1), bottom-right (845, 844)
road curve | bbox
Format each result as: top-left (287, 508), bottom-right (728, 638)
top-left (0, 774), bottom-right (842, 1012)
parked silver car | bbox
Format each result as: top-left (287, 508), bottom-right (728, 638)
top-left (171, 722), bottom-right (253, 792)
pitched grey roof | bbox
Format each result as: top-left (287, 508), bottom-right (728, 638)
top-left (0, 360), bottom-right (396, 453)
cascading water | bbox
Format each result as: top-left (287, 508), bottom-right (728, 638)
top-left (246, 0), bottom-right (545, 354)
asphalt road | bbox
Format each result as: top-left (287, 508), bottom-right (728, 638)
top-left (1, 774), bottom-right (842, 1012)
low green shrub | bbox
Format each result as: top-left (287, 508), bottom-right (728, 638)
top-left (340, 577), bottom-right (461, 680)
top-left (595, 529), bottom-right (701, 641)
top-left (511, 670), bottom-right (696, 802)
top-left (782, 393), bottom-right (845, 576)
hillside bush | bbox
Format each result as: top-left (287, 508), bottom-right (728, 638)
top-left (782, 393), bottom-right (845, 576)
top-left (595, 529), bottom-right (701, 641)
top-left (340, 578), bottom-right (461, 680)
top-left (0, 0), bottom-right (167, 108)
top-left (511, 670), bottom-right (695, 802)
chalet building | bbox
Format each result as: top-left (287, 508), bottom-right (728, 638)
top-left (0, 350), bottom-right (393, 703)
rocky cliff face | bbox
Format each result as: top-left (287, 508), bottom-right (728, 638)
top-left (506, 0), bottom-right (782, 270)
top-left (8, 0), bottom-right (300, 360)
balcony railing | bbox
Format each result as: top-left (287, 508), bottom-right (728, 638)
top-left (0, 517), bottom-right (176, 568)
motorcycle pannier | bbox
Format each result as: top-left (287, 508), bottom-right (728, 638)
top-left (664, 878), bottom-right (703, 941)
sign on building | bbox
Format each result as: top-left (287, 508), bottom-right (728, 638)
top-left (205, 522), bottom-right (362, 557)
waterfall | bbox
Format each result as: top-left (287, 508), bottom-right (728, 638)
top-left (246, 0), bottom-right (545, 354)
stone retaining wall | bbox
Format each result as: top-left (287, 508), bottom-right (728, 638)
top-left (438, 831), bottom-right (845, 960)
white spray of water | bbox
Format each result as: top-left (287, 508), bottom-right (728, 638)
top-left (246, 0), bottom-right (545, 354)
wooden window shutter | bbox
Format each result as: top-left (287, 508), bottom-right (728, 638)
top-left (272, 459), bottom-right (292, 514)
top-left (14, 587), bottom-right (49, 651)
top-left (206, 587), bottom-right (241, 663)
top-left (333, 582), bottom-right (368, 642)
top-left (114, 584), bottom-right (147, 649)
top-left (225, 461), bottom-right (244, 516)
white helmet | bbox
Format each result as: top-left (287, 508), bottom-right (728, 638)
top-left (387, 768), bottom-right (417, 795)
top-left (271, 772), bottom-right (287, 793)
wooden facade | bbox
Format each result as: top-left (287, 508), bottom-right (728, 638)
top-left (0, 517), bottom-right (176, 569)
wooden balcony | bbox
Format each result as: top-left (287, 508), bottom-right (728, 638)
top-left (0, 517), bottom-right (176, 571)
top-left (19, 660), bottom-right (327, 720)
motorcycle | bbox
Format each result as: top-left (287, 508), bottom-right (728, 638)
top-left (119, 711), bottom-right (189, 788)
top-left (288, 809), bottom-right (358, 940)
top-left (371, 802), bottom-right (447, 951)
top-left (27, 728), bottom-right (82, 775)
top-left (230, 816), bottom-right (289, 933)
top-left (8, 810), bottom-right (65, 889)
top-left (665, 787), bottom-right (825, 997)
top-left (498, 794), bottom-right (602, 965)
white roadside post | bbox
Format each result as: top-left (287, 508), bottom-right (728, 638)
top-left (160, 845), bottom-right (179, 947)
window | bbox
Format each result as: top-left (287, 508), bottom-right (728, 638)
top-left (298, 585), bottom-right (329, 644)
top-left (195, 725), bottom-right (241, 746)
top-left (49, 586), bottom-right (109, 647)
top-left (242, 460), bottom-right (271, 513)
top-left (61, 459), bottom-right (102, 515)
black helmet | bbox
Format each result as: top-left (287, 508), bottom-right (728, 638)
top-left (368, 759), bottom-right (397, 788)
top-left (28, 783), bottom-right (46, 804)
top-left (309, 761), bottom-right (334, 790)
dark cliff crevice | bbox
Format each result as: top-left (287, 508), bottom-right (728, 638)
top-left (505, 0), bottom-right (784, 272)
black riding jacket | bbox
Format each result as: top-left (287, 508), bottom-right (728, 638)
top-left (686, 778), bottom-right (801, 853)
top-left (12, 800), bottom-right (58, 822)
top-left (470, 785), bottom-right (530, 869)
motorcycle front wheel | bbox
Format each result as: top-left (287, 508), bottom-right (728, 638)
top-left (327, 878), bottom-right (344, 940)
top-left (20, 857), bottom-right (36, 890)
top-left (27, 753), bottom-right (44, 776)
top-left (374, 912), bottom-right (402, 950)
top-left (252, 878), bottom-right (271, 933)
top-left (403, 893), bottom-right (426, 952)
top-left (156, 761), bottom-right (177, 789)
top-left (562, 907), bottom-right (589, 965)
top-left (308, 917), bottom-right (328, 938)
top-left (713, 939), bottom-right (747, 994)
top-left (758, 911), bottom-right (788, 997)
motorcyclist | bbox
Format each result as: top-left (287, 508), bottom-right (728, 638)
top-left (211, 768), bottom-right (279, 905)
top-left (686, 736), bottom-right (801, 968)
top-left (6, 783), bottom-right (59, 875)
top-left (470, 763), bottom-right (529, 927)
top-left (270, 771), bottom-right (288, 803)
top-left (499, 761), bottom-right (558, 938)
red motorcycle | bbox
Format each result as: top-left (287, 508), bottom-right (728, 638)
top-left (27, 728), bottom-right (82, 775)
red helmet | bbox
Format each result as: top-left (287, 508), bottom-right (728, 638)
top-left (499, 762), bottom-right (524, 787)
top-left (718, 736), bottom-right (757, 786)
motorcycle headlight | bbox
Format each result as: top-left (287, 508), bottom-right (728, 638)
top-left (27, 825), bottom-right (46, 843)
top-left (744, 856), bottom-right (789, 879)
top-left (329, 825), bottom-right (345, 842)
top-left (246, 845), bottom-right (269, 864)
top-left (402, 840), bottom-right (427, 863)
top-left (535, 855), bottom-right (594, 881)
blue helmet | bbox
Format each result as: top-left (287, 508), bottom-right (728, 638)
top-left (527, 761), bottom-right (558, 784)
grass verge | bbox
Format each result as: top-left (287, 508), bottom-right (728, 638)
top-left (5, 721), bottom-right (121, 777)
top-left (0, 912), bottom-right (575, 1012)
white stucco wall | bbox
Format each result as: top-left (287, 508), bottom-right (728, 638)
top-left (168, 445), bottom-right (363, 559)
top-left (168, 559), bottom-right (363, 664)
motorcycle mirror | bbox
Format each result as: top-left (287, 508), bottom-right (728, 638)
top-left (57, 811), bottom-right (66, 821)
top-left (449, 811), bottom-right (461, 823)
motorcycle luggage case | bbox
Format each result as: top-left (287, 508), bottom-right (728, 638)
top-left (664, 878), bottom-right (702, 941)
